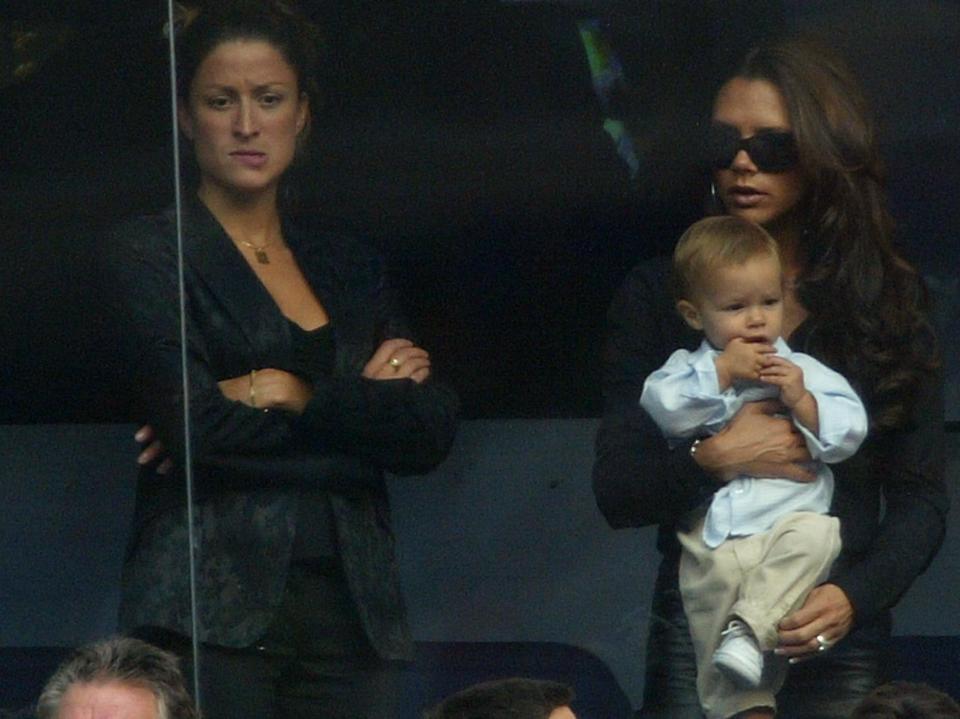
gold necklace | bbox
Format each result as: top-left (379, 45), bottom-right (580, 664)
top-left (239, 238), bottom-right (274, 265)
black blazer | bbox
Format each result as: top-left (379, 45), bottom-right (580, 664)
top-left (107, 199), bottom-right (458, 659)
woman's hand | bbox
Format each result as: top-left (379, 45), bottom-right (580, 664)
top-left (134, 424), bottom-right (174, 475)
top-left (218, 369), bottom-right (314, 414)
top-left (363, 338), bottom-right (431, 384)
top-left (692, 399), bottom-right (815, 483)
top-left (775, 584), bottom-right (854, 662)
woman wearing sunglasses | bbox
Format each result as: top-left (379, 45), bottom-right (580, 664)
top-left (593, 37), bottom-right (946, 718)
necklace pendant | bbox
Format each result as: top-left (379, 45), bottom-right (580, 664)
top-left (254, 248), bottom-right (270, 264)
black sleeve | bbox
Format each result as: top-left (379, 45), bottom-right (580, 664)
top-left (592, 257), bottom-right (718, 529)
top-left (830, 364), bottom-right (949, 625)
top-left (106, 217), bottom-right (302, 467)
top-left (107, 218), bottom-right (457, 485)
top-left (294, 248), bottom-right (459, 475)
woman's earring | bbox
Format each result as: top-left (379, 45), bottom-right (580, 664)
top-left (706, 181), bottom-right (723, 214)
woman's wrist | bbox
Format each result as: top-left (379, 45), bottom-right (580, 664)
top-left (690, 434), bottom-right (728, 483)
top-left (689, 438), bottom-right (703, 467)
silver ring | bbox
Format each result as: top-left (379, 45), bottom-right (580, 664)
top-left (816, 634), bottom-right (831, 652)
top-left (389, 357), bottom-right (402, 368)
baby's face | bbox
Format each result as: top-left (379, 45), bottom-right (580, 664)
top-left (692, 254), bottom-right (784, 349)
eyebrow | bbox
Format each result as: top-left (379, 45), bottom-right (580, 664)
top-left (198, 82), bottom-right (294, 93)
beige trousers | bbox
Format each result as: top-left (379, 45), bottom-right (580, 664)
top-left (678, 511), bottom-right (841, 719)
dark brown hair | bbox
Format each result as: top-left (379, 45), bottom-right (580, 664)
top-left (174, 0), bottom-right (321, 110)
top-left (423, 677), bottom-right (574, 719)
top-left (731, 37), bottom-right (938, 431)
top-left (850, 680), bottom-right (960, 719)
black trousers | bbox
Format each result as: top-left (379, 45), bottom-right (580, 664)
top-left (639, 564), bottom-right (890, 719)
top-left (145, 561), bottom-right (403, 719)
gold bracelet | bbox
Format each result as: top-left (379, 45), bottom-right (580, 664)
top-left (249, 369), bottom-right (257, 408)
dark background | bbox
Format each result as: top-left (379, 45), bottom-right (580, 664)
top-left (1, 0), bottom-right (957, 423)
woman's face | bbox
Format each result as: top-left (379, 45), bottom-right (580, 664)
top-left (712, 77), bottom-right (805, 233)
top-left (178, 39), bottom-right (308, 201)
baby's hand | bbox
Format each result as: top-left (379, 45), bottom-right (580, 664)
top-left (760, 356), bottom-right (808, 409)
top-left (716, 337), bottom-right (776, 388)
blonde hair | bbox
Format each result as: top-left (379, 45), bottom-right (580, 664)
top-left (672, 216), bottom-right (781, 301)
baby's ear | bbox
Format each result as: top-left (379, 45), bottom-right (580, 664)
top-left (676, 299), bottom-right (703, 331)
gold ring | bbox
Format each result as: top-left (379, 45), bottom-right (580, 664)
top-left (816, 634), bottom-right (831, 652)
top-left (389, 357), bottom-right (402, 368)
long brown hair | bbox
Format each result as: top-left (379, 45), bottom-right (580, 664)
top-left (733, 38), bottom-right (938, 431)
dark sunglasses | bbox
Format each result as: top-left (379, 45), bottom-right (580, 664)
top-left (707, 123), bottom-right (799, 173)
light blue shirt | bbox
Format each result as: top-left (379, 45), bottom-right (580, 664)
top-left (641, 338), bottom-right (868, 548)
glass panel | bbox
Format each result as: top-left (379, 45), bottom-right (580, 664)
top-left (164, 1), bottom-right (957, 716)
top-left (0, 2), bottom-right (194, 713)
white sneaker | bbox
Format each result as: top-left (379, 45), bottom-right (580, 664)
top-left (713, 619), bottom-right (763, 688)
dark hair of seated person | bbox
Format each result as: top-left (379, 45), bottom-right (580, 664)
top-left (423, 677), bottom-right (575, 719)
top-left (850, 681), bottom-right (960, 719)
